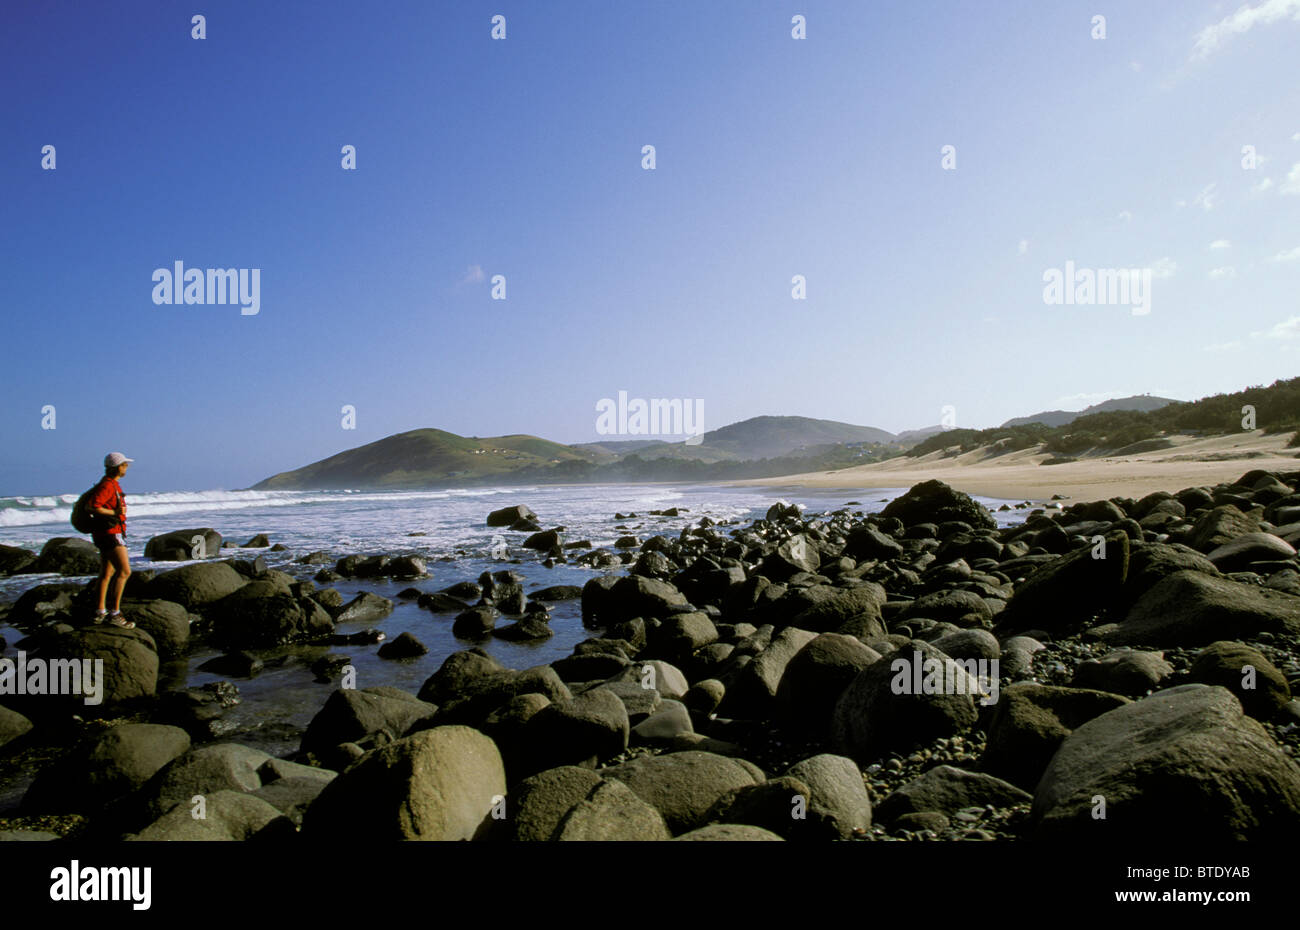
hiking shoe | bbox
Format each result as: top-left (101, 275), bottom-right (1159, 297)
top-left (106, 612), bottom-right (135, 629)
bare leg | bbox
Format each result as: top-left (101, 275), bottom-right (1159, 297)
top-left (96, 554), bottom-right (116, 611)
top-left (107, 544), bottom-right (131, 612)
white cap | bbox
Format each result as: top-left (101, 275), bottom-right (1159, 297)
top-left (105, 452), bottom-right (134, 468)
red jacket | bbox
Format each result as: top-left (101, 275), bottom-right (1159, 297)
top-left (89, 477), bottom-right (126, 534)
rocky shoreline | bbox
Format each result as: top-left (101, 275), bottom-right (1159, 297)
top-left (1, 472), bottom-right (1298, 841)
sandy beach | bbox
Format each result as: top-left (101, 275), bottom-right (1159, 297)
top-left (736, 431), bottom-right (1299, 502)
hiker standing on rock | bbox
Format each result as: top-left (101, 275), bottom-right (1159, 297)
top-left (91, 452), bottom-right (135, 628)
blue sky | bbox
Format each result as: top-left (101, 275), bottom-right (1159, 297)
top-left (2, 0), bottom-right (1298, 493)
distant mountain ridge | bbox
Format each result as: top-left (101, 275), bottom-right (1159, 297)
top-left (1001, 395), bottom-right (1179, 428)
top-left (254, 416), bottom-right (898, 489)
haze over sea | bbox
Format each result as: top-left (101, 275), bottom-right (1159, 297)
top-left (0, 482), bottom-right (1024, 762)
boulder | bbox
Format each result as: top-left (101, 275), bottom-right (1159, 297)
top-left (783, 753), bottom-right (872, 838)
top-left (377, 632), bottom-right (428, 659)
top-left (788, 583), bottom-right (887, 636)
top-left (722, 627), bottom-right (818, 718)
top-left (144, 528), bottom-right (223, 561)
top-left (881, 480), bottom-right (996, 530)
top-left (206, 582), bottom-right (315, 648)
top-left (875, 764), bottom-right (1031, 822)
top-left (520, 689), bottom-right (630, 774)
top-left (1187, 641), bottom-right (1291, 719)
top-left (898, 589), bottom-right (995, 630)
top-left (760, 535), bottom-right (821, 581)
top-left (831, 641), bottom-right (981, 762)
top-left (705, 776), bottom-right (812, 838)
top-left (1033, 684), bottom-right (1300, 842)
top-left (333, 592), bottom-right (394, 624)
top-left (37, 626), bottom-right (159, 706)
top-left (118, 599), bottom-right (190, 660)
top-left (1206, 532), bottom-right (1296, 572)
top-left (148, 562), bottom-right (246, 609)
top-left (510, 766), bottom-right (604, 841)
top-left (604, 575), bottom-right (689, 623)
top-left (0, 705), bottom-right (34, 750)
top-left (552, 778), bottom-right (673, 841)
top-left (452, 605), bottom-right (498, 639)
top-left (673, 824), bottom-right (784, 841)
top-left (775, 633), bottom-right (881, 733)
top-left (523, 529), bottom-right (563, 551)
top-left (600, 751), bottom-right (764, 835)
top-left (1189, 505), bottom-right (1261, 551)
top-left (303, 726), bottom-right (507, 840)
top-left (129, 790), bottom-right (293, 841)
top-left (487, 505), bottom-right (537, 527)
top-left (0, 543), bottom-right (37, 576)
top-left (996, 531), bottom-right (1129, 633)
top-left (1072, 650), bottom-right (1174, 696)
top-left (35, 537), bottom-right (101, 575)
top-left (1103, 570), bottom-right (1300, 647)
top-left (980, 684), bottom-right (1131, 790)
top-left (300, 687), bottom-right (438, 758)
top-left (24, 724), bottom-right (190, 813)
top-left (605, 660), bottom-right (689, 701)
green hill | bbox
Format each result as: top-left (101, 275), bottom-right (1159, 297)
top-left (1000, 394), bottom-right (1179, 428)
top-left (252, 429), bottom-right (600, 490)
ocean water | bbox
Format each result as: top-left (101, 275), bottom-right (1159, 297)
top-left (0, 483), bottom-right (1031, 757)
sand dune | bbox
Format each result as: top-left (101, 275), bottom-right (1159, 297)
top-left (736, 431), bottom-right (1299, 502)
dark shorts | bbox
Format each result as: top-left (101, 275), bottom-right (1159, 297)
top-left (92, 532), bottom-right (126, 557)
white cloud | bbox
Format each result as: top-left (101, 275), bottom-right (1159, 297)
top-left (1130, 61), bottom-right (1143, 72)
top-left (1254, 177), bottom-right (1275, 192)
top-left (1208, 266), bottom-right (1237, 279)
top-left (1191, 0), bottom-right (1300, 60)
top-left (1203, 340), bottom-right (1243, 352)
top-left (458, 264), bottom-right (486, 285)
top-left (1018, 239), bottom-right (1029, 255)
top-left (1209, 239), bottom-right (1232, 249)
top-left (1117, 210), bottom-right (1133, 222)
top-left (1270, 245), bottom-right (1300, 262)
top-left (1256, 315), bottom-right (1300, 340)
top-left (1293, 132), bottom-right (1300, 142)
top-left (1282, 162), bottom-right (1300, 194)
top-left (1192, 183), bottom-right (1219, 210)
top-left (1151, 257), bottom-right (1178, 279)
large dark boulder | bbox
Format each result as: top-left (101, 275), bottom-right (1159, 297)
top-left (980, 683), bottom-right (1130, 790)
top-left (35, 537), bottom-right (102, 575)
top-left (996, 531), bottom-right (1129, 633)
top-left (1033, 685), bottom-right (1300, 842)
top-left (23, 723), bottom-right (191, 813)
top-left (0, 543), bottom-right (38, 576)
top-left (831, 641), bottom-right (982, 762)
top-left (118, 599), bottom-right (190, 660)
top-left (144, 528), bottom-right (223, 561)
top-left (207, 581), bottom-right (326, 648)
top-left (881, 480), bottom-right (995, 530)
top-left (300, 687), bottom-right (439, 758)
top-left (1102, 570), bottom-right (1300, 647)
top-left (1187, 641), bottom-right (1292, 719)
top-left (148, 562), bottom-right (246, 609)
top-left (487, 505), bottom-right (537, 527)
